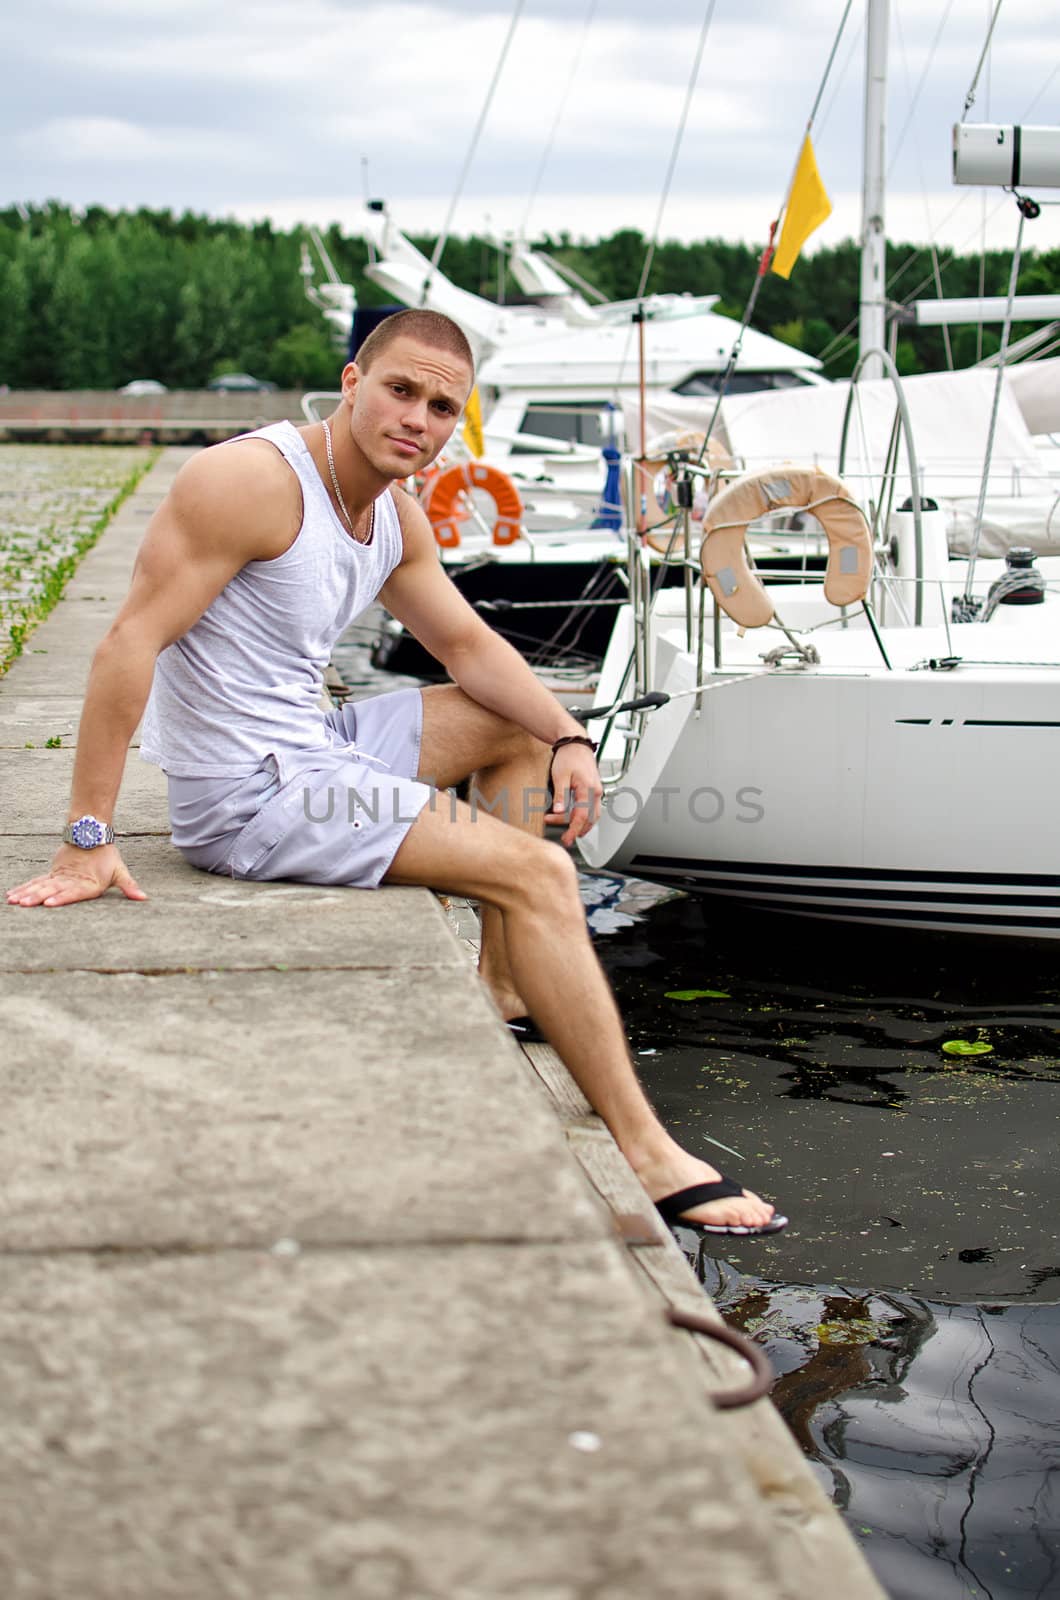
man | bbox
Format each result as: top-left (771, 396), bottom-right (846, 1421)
top-left (6, 310), bottom-right (784, 1237)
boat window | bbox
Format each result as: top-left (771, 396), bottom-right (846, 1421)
top-left (511, 402), bottom-right (614, 454)
top-left (672, 371), bottom-right (810, 397)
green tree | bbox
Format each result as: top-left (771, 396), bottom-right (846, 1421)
top-left (770, 318), bottom-right (806, 350)
top-left (0, 248), bottom-right (29, 384)
top-left (1, 201), bottom-right (1056, 391)
top-left (268, 321), bottom-right (341, 388)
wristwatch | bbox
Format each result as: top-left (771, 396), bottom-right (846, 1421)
top-left (63, 815), bottom-right (115, 849)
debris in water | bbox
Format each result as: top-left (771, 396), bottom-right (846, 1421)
top-left (665, 988), bottom-right (731, 1001)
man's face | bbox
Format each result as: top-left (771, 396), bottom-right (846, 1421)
top-left (342, 336), bottom-right (472, 480)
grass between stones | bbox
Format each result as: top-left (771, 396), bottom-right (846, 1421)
top-left (0, 444), bottom-right (159, 675)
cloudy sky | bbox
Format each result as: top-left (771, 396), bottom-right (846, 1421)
top-left (6, 0), bottom-right (1058, 261)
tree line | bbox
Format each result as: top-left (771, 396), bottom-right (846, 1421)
top-left (1, 201), bottom-right (1056, 391)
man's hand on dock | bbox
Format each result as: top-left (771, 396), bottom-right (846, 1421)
top-left (6, 845), bottom-right (148, 908)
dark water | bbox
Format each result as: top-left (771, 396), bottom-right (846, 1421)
top-left (335, 624), bottom-right (1060, 1599)
top-left (587, 877), bottom-right (1060, 1600)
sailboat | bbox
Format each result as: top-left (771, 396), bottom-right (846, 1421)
top-left (576, 0), bottom-right (1060, 941)
top-left (353, 203), bottom-right (825, 677)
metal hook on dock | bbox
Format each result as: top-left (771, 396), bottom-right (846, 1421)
top-left (666, 1307), bottom-right (775, 1410)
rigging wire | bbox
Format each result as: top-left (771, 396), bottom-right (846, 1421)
top-left (889, 0), bottom-right (957, 174)
top-left (930, 244), bottom-right (955, 369)
top-left (975, 14), bottom-right (993, 364)
top-left (963, 201), bottom-right (1030, 598)
top-left (521, 0), bottom-right (598, 240)
top-left (814, 36), bottom-right (1054, 371)
top-left (813, 185), bottom-right (1012, 370)
top-left (804, 0), bottom-right (858, 127)
top-left (636, 0), bottom-right (718, 300)
top-left (893, 0), bottom-right (958, 366)
top-left (1020, 62), bottom-right (1059, 119)
top-left (815, 17), bottom-right (863, 139)
top-left (690, 0), bottom-right (856, 465)
top-left (612, 0), bottom-right (719, 396)
top-left (963, 0), bottom-right (1005, 117)
top-left (422, 0), bottom-right (526, 297)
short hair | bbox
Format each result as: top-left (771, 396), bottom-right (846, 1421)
top-left (355, 309), bottom-right (475, 379)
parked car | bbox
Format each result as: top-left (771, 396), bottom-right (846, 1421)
top-left (119, 379), bottom-right (168, 395)
top-left (206, 372), bottom-right (278, 393)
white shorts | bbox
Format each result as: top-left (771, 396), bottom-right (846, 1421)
top-left (167, 689), bottom-right (431, 889)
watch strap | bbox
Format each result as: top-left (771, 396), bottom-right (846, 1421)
top-left (63, 816), bottom-right (115, 849)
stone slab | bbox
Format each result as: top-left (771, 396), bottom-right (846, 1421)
top-left (0, 635), bottom-right (103, 695)
top-left (0, 967), bottom-right (602, 1248)
top-left (0, 698), bottom-right (142, 749)
top-left (0, 1246), bottom-right (787, 1600)
top-left (0, 698), bottom-right (98, 748)
top-left (63, 559), bottom-right (138, 602)
top-left (7, 597), bottom-right (119, 667)
top-left (1, 749), bottom-right (168, 833)
top-left (61, 489), bottom-right (170, 602)
top-left (1, 840), bottom-right (465, 971)
top-left (0, 660), bottom-right (93, 699)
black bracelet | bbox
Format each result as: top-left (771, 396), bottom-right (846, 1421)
top-left (546, 734), bottom-right (598, 816)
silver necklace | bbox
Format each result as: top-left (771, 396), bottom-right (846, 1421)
top-left (322, 418), bottom-right (374, 544)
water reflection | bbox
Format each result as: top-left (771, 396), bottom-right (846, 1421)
top-left (587, 877), bottom-right (1060, 1600)
top-left (695, 1265), bottom-right (1060, 1600)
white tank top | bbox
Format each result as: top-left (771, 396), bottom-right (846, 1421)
top-left (141, 421), bottom-right (404, 778)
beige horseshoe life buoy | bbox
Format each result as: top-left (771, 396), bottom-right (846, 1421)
top-left (423, 462), bottom-right (524, 550)
top-left (699, 467), bottom-right (873, 628)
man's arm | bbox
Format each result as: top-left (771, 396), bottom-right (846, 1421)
top-left (6, 442), bottom-right (300, 907)
top-left (379, 494), bottom-right (602, 843)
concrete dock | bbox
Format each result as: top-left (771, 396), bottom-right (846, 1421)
top-left (0, 449), bottom-right (884, 1599)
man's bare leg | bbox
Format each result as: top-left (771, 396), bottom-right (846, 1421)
top-left (417, 684), bottom-right (549, 1020)
top-left (385, 790), bottom-right (778, 1231)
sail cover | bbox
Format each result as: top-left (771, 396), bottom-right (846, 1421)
top-left (623, 366), bottom-right (1059, 555)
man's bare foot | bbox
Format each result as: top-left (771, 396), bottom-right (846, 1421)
top-left (628, 1140), bottom-right (782, 1232)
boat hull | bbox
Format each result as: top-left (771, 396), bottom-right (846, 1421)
top-left (372, 556), bottom-right (629, 677)
top-left (579, 657), bottom-right (1060, 940)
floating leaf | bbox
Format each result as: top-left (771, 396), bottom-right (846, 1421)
top-left (941, 1039), bottom-right (994, 1057)
top-left (664, 988), bottom-right (731, 1001)
top-left (816, 1318), bottom-right (888, 1347)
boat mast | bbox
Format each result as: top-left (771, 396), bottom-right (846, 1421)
top-left (859, 0), bottom-right (889, 378)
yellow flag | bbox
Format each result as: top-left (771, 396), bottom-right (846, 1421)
top-left (462, 385), bottom-right (484, 457)
top-left (771, 136), bottom-right (832, 279)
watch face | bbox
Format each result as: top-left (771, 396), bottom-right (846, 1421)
top-left (70, 817), bottom-right (105, 848)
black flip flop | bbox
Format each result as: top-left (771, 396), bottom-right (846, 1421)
top-left (655, 1177), bottom-right (789, 1237)
top-left (505, 1015), bottom-right (547, 1043)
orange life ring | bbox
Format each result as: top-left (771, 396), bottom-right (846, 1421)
top-left (423, 462), bottom-right (524, 550)
top-left (414, 453), bottom-right (451, 498)
top-left (699, 467), bottom-right (873, 629)
top-left (415, 454), bottom-right (469, 538)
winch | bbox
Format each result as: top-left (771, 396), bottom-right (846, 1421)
top-left (983, 547), bottom-right (1047, 620)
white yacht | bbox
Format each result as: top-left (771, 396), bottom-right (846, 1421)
top-left (575, 1), bottom-right (1060, 942)
top-left (358, 204), bottom-right (823, 676)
